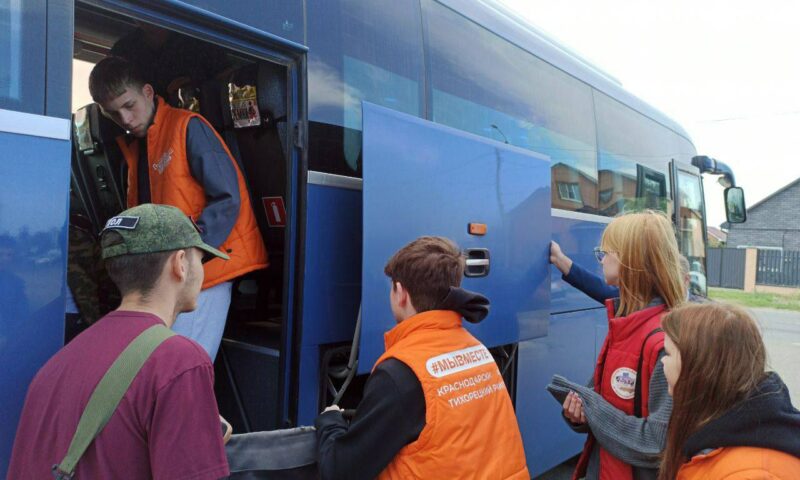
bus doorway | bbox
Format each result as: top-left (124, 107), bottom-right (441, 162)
top-left (69, 2), bottom-right (304, 432)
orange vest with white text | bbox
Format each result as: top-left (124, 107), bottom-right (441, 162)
top-left (374, 310), bottom-right (529, 480)
top-left (117, 97), bottom-right (268, 289)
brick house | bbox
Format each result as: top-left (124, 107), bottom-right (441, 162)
top-left (723, 178), bottom-right (800, 250)
top-left (551, 162), bottom-right (598, 212)
top-left (707, 226), bottom-right (727, 247)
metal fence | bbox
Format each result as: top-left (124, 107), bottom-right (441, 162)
top-left (707, 248), bottom-right (746, 289)
top-left (756, 249), bottom-right (800, 287)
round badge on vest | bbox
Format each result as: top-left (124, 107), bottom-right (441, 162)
top-left (611, 367), bottom-right (637, 399)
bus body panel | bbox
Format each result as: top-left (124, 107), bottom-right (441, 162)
top-left (296, 180), bottom-right (362, 425)
top-left (300, 181), bottom-right (362, 348)
top-left (550, 212), bottom-right (610, 314)
top-left (0, 124), bottom-right (71, 475)
top-left (296, 344), bottom-right (321, 427)
top-left (518, 307), bottom-right (608, 476)
top-left (519, 213), bottom-right (610, 475)
top-left (359, 102), bottom-right (552, 373)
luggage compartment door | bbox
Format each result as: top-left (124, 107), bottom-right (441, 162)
top-left (359, 102), bottom-right (551, 373)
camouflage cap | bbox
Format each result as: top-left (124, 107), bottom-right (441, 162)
top-left (100, 204), bottom-right (229, 261)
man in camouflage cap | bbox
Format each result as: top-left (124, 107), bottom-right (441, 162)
top-left (99, 203), bottom-right (229, 263)
top-left (9, 204), bottom-right (232, 479)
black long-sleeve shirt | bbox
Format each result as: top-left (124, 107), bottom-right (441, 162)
top-left (315, 358), bottom-right (426, 480)
top-left (137, 117), bottom-right (239, 248)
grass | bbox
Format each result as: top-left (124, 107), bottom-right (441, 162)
top-left (708, 287), bottom-right (800, 311)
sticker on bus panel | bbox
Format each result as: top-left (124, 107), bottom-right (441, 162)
top-left (262, 197), bottom-right (287, 227)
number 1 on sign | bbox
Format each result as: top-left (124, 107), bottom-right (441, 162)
top-left (262, 196), bottom-right (287, 227)
top-left (272, 203), bottom-right (282, 223)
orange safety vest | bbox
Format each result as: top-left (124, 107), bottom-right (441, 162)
top-left (574, 301), bottom-right (666, 480)
top-left (117, 97), bottom-right (268, 289)
top-left (374, 310), bottom-right (530, 480)
top-left (677, 446), bottom-right (800, 479)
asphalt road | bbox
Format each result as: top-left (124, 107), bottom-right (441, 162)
top-left (534, 307), bottom-right (800, 480)
top-left (752, 307), bottom-right (800, 400)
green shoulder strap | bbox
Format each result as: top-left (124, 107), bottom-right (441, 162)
top-left (52, 324), bottom-right (175, 479)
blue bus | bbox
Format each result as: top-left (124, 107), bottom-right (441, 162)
top-left (0, 0), bottom-right (746, 476)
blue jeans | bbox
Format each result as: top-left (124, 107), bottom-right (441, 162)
top-left (172, 281), bottom-right (232, 361)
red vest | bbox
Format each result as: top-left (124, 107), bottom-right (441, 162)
top-left (573, 301), bottom-right (667, 480)
top-left (374, 310), bottom-right (529, 480)
top-left (117, 97), bottom-right (268, 289)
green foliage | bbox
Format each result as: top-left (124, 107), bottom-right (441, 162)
top-left (708, 288), bottom-right (800, 311)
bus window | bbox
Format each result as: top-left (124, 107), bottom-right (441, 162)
top-left (0, 0), bottom-right (46, 114)
top-left (594, 91), bottom-right (695, 216)
top-left (307, 0), bottom-right (424, 177)
top-left (181, 0), bottom-right (303, 44)
top-left (677, 170), bottom-right (707, 295)
top-left (422, 0), bottom-right (598, 214)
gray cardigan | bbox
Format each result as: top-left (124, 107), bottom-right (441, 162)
top-left (548, 351), bottom-right (672, 480)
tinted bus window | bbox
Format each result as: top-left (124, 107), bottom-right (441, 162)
top-left (594, 92), bottom-right (694, 217)
top-left (307, 0), bottom-right (424, 176)
top-left (181, 1), bottom-right (303, 44)
top-left (422, 0), bottom-right (598, 213)
top-left (0, 0), bottom-right (46, 114)
top-left (677, 170), bottom-right (707, 295)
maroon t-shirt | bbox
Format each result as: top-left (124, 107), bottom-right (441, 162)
top-left (7, 311), bottom-right (229, 479)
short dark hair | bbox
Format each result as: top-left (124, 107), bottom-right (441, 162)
top-left (89, 56), bottom-right (147, 104)
top-left (102, 231), bottom-right (174, 297)
top-left (384, 236), bottom-right (465, 312)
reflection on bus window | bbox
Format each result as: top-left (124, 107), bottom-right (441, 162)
top-left (184, 0), bottom-right (303, 44)
top-left (557, 182), bottom-right (583, 203)
top-left (595, 92), bottom-right (696, 217)
top-left (422, 0), bottom-right (598, 213)
top-left (307, 0), bottom-right (424, 177)
top-left (342, 56), bottom-right (420, 171)
top-left (0, 0), bottom-right (46, 114)
top-left (677, 171), bottom-right (707, 295)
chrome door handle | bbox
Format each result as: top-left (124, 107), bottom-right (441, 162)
top-left (464, 248), bottom-right (490, 278)
top-left (466, 259), bottom-right (490, 267)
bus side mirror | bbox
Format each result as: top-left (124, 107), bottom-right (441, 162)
top-left (725, 187), bottom-right (746, 223)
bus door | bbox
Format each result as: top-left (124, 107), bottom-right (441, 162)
top-left (671, 161), bottom-right (709, 296)
top-left (68, 1), bottom-right (308, 431)
top-left (358, 102), bottom-right (552, 374)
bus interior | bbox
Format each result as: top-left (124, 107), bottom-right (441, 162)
top-left (69, 4), bottom-right (293, 432)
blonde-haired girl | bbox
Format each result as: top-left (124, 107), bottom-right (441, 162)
top-left (548, 210), bottom-right (685, 480)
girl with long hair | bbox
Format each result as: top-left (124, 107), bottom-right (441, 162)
top-left (659, 302), bottom-right (800, 479)
top-left (547, 210), bottom-right (685, 480)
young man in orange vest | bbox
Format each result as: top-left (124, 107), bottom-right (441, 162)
top-left (88, 57), bottom-right (268, 360)
top-left (315, 236), bottom-right (529, 479)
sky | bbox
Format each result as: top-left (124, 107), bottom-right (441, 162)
top-left (495, 0), bottom-right (800, 227)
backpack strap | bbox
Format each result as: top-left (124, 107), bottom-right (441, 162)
top-left (52, 324), bottom-right (175, 479)
top-left (633, 327), bottom-right (663, 418)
